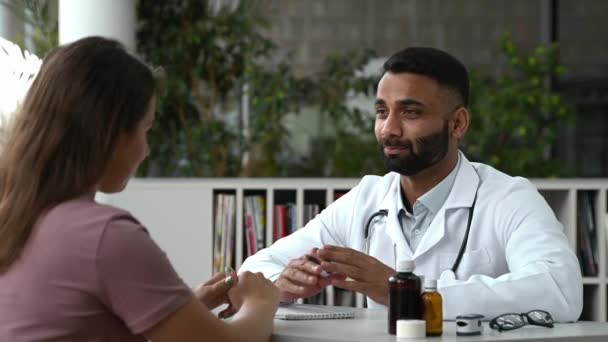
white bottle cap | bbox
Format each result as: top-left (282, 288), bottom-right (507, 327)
top-left (424, 278), bottom-right (437, 289)
top-left (396, 319), bottom-right (426, 338)
top-left (397, 259), bottom-right (415, 272)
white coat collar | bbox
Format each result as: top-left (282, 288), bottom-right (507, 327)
top-left (376, 151), bottom-right (480, 259)
top-left (414, 151), bottom-right (480, 258)
top-left (378, 174), bottom-right (413, 257)
top-left (442, 151), bottom-right (480, 210)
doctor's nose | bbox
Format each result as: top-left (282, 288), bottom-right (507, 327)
top-left (380, 112), bottom-right (403, 137)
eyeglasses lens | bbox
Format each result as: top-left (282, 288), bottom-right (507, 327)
top-left (496, 314), bottom-right (526, 330)
top-left (528, 311), bottom-right (554, 325)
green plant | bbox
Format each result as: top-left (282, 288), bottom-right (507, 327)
top-left (462, 33), bottom-right (571, 177)
top-left (1, 0), bottom-right (58, 58)
top-left (306, 50), bottom-right (384, 177)
top-left (241, 62), bottom-right (314, 176)
top-left (138, 0), bottom-right (267, 176)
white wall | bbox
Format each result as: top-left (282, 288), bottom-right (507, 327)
top-left (96, 181), bottom-right (214, 288)
top-left (59, 0), bottom-right (135, 49)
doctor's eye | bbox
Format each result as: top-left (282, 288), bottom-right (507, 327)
top-left (401, 108), bottom-right (422, 118)
top-left (375, 108), bottom-right (388, 118)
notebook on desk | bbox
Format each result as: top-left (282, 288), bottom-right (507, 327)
top-left (275, 304), bottom-right (356, 320)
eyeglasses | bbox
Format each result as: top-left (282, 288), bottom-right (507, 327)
top-left (489, 310), bottom-right (554, 332)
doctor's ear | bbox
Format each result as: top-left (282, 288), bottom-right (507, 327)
top-left (450, 107), bottom-right (469, 139)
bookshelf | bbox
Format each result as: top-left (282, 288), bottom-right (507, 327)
top-left (96, 178), bottom-right (608, 321)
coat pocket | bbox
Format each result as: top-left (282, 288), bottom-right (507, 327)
top-left (440, 247), bottom-right (494, 277)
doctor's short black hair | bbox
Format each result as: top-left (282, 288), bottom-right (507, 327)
top-left (382, 47), bottom-right (469, 107)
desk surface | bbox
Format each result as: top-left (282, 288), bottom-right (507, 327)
top-left (272, 307), bottom-right (608, 342)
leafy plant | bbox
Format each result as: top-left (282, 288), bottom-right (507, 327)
top-left (1, 0), bottom-right (58, 58)
top-left (138, 0), bottom-right (343, 177)
top-left (241, 62), bottom-right (314, 176)
top-left (462, 33), bottom-right (571, 177)
top-left (137, 0), bottom-right (273, 176)
top-left (0, 37), bottom-right (42, 144)
top-left (305, 50), bottom-right (384, 177)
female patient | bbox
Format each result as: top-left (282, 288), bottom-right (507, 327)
top-left (0, 37), bottom-right (278, 341)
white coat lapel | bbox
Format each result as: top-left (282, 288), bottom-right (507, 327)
top-left (378, 174), bottom-right (413, 258)
top-left (412, 152), bottom-right (480, 259)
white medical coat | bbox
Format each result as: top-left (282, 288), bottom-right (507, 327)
top-left (240, 153), bottom-right (583, 321)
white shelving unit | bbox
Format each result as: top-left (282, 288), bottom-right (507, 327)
top-left (97, 178), bottom-right (608, 322)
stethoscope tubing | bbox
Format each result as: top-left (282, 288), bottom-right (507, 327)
top-left (364, 189), bottom-right (478, 276)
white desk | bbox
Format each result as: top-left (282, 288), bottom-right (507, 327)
top-left (272, 307), bottom-right (608, 342)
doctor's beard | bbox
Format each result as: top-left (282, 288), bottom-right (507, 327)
top-left (380, 120), bottom-right (450, 176)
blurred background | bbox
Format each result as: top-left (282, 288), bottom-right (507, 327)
top-left (1, 0), bottom-right (607, 178)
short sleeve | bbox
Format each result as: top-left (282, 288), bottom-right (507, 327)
top-left (96, 216), bottom-right (193, 334)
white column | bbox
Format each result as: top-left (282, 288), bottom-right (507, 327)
top-left (59, 0), bottom-right (136, 50)
top-left (0, 4), bottom-right (21, 41)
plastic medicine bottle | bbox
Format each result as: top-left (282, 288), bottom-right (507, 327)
top-left (388, 259), bottom-right (422, 335)
top-left (422, 278), bottom-right (443, 336)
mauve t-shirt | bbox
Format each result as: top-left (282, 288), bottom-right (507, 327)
top-left (0, 194), bottom-right (193, 341)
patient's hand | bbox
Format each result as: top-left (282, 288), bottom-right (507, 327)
top-left (194, 268), bottom-right (236, 311)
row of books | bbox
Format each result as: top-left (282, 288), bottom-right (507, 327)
top-left (273, 204), bottom-right (296, 242)
top-left (214, 191), bottom-right (606, 306)
top-left (575, 191), bottom-right (608, 277)
top-left (244, 196), bottom-right (266, 257)
top-left (274, 204), bottom-right (320, 241)
top-left (577, 192), bottom-right (598, 276)
top-left (213, 193), bottom-right (235, 273)
top-left (212, 193), bottom-right (327, 272)
top-left (215, 190), bottom-right (606, 283)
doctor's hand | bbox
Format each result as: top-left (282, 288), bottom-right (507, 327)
top-left (316, 245), bottom-right (395, 305)
top-left (275, 248), bottom-right (346, 303)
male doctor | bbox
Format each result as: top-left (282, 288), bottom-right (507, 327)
top-left (239, 47), bottom-right (583, 321)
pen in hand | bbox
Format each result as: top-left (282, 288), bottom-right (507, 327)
top-left (305, 254), bottom-right (330, 277)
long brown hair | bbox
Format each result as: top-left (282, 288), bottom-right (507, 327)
top-left (0, 37), bottom-right (156, 271)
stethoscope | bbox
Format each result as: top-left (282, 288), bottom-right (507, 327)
top-left (364, 181), bottom-right (479, 276)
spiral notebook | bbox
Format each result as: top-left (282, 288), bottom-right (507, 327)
top-left (275, 304), bottom-right (355, 320)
